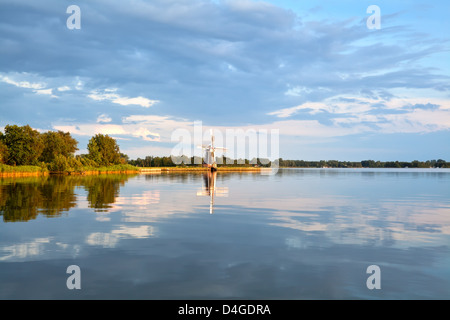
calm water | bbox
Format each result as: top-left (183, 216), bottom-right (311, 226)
top-left (0, 168), bottom-right (449, 299)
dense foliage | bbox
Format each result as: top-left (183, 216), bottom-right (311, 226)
top-left (2, 125), bottom-right (44, 166)
top-left (0, 124), bottom-right (131, 173)
top-left (87, 134), bottom-right (122, 166)
top-left (40, 130), bottom-right (78, 163)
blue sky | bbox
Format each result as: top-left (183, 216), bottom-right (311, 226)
top-left (0, 0), bottom-right (449, 161)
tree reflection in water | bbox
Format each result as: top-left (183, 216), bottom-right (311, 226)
top-left (0, 174), bottom-right (135, 222)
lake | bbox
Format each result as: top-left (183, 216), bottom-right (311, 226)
top-left (0, 168), bottom-right (449, 299)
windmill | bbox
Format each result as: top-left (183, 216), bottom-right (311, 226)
top-left (199, 129), bottom-right (227, 172)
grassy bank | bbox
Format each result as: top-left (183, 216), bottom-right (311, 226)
top-left (0, 164), bottom-right (265, 177)
top-left (71, 164), bottom-right (140, 175)
top-left (0, 164), bottom-right (49, 177)
top-left (0, 163), bottom-right (139, 177)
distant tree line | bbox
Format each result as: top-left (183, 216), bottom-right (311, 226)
top-left (0, 124), bottom-right (128, 172)
top-left (129, 155), bottom-right (450, 169)
top-left (128, 156), bottom-right (273, 167)
top-left (129, 155), bottom-right (178, 167)
top-left (277, 158), bottom-right (450, 168)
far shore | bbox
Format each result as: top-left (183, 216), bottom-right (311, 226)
top-left (133, 166), bottom-right (266, 174)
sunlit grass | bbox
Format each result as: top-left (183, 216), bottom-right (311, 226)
top-left (0, 164), bottom-right (48, 173)
top-left (0, 163), bottom-right (139, 175)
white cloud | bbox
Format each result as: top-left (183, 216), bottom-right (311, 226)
top-left (53, 122), bottom-right (164, 143)
top-left (0, 74), bottom-right (45, 90)
top-left (53, 124), bottom-right (127, 137)
top-left (88, 88), bottom-right (159, 108)
top-left (381, 97), bottom-right (450, 111)
top-left (267, 92), bottom-right (450, 136)
top-left (223, 120), bottom-right (371, 138)
top-left (34, 88), bottom-right (54, 96)
top-left (284, 86), bottom-right (313, 97)
top-left (0, 73), bottom-right (59, 98)
top-left (268, 102), bottom-right (327, 118)
top-left (57, 86), bottom-right (71, 91)
top-left (75, 78), bottom-right (84, 90)
top-left (122, 115), bottom-right (191, 130)
top-left (378, 109), bottom-right (450, 134)
top-left (114, 96), bottom-right (158, 108)
top-left (97, 114), bottom-right (112, 123)
top-left (268, 96), bottom-right (377, 118)
top-left (133, 127), bottom-right (160, 142)
top-left (88, 90), bottom-right (117, 101)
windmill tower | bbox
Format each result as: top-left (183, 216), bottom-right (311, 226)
top-left (199, 129), bottom-right (226, 171)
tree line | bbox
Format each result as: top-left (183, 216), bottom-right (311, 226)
top-left (0, 124), bottom-right (127, 172)
top-left (277, 158), bottom-right (450, 168)
top-left (128, 156), bottom-right (273, 167)
top-left (130, 156), bottom-right (449, 168)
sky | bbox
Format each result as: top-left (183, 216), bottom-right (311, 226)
top-left (0, 0), bottom-right (449, 161)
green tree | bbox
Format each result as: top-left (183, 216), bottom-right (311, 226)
top-left (79, 155), bottom-right (98, 168)
top-left (119, 152), bottom-right (129, 164)
top-left (87, 134), bottom-right (121, 166)
top-left (40, 130), bottom-right (78, 163)
top-left (162, 156), bottom-right (175, 167)
top-left (3, 125), bottom-right (44, 165)
top-left (48, 154), bottom-right (71, 172)
top-left (0, 133), bottom-right (8, 164)
top-left (436, 159), bottom-right (446, 168)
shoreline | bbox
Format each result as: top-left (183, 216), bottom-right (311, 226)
top-left (0, 166), bottom-right (266, 177)
top-left (3, 166), bottom-right (448, 177)
top-left (0, 171), bottom-right (49, 178)
top-left (0, 170), bottom-right (141, 178)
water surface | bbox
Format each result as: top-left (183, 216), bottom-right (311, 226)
top-left (1, 169), bottom-right (449, 299)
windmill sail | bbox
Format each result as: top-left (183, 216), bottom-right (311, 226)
top-left (200, 129), bottom-right (227, 171)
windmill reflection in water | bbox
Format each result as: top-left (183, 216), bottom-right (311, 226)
top-left (196, 170), bottom-right (229, 214)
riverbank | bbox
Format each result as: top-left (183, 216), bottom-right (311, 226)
top-left (0, 164), bottom-right (48, 177)
top-left (0, 171), bottom-right (49, 177)
top-left (0, 163), bottom-right (139, 177)
top-left (0, 164), bottom-right (266, 177)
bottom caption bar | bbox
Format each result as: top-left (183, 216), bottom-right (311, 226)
top-left (133, 300), bottom-right (354, 318)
